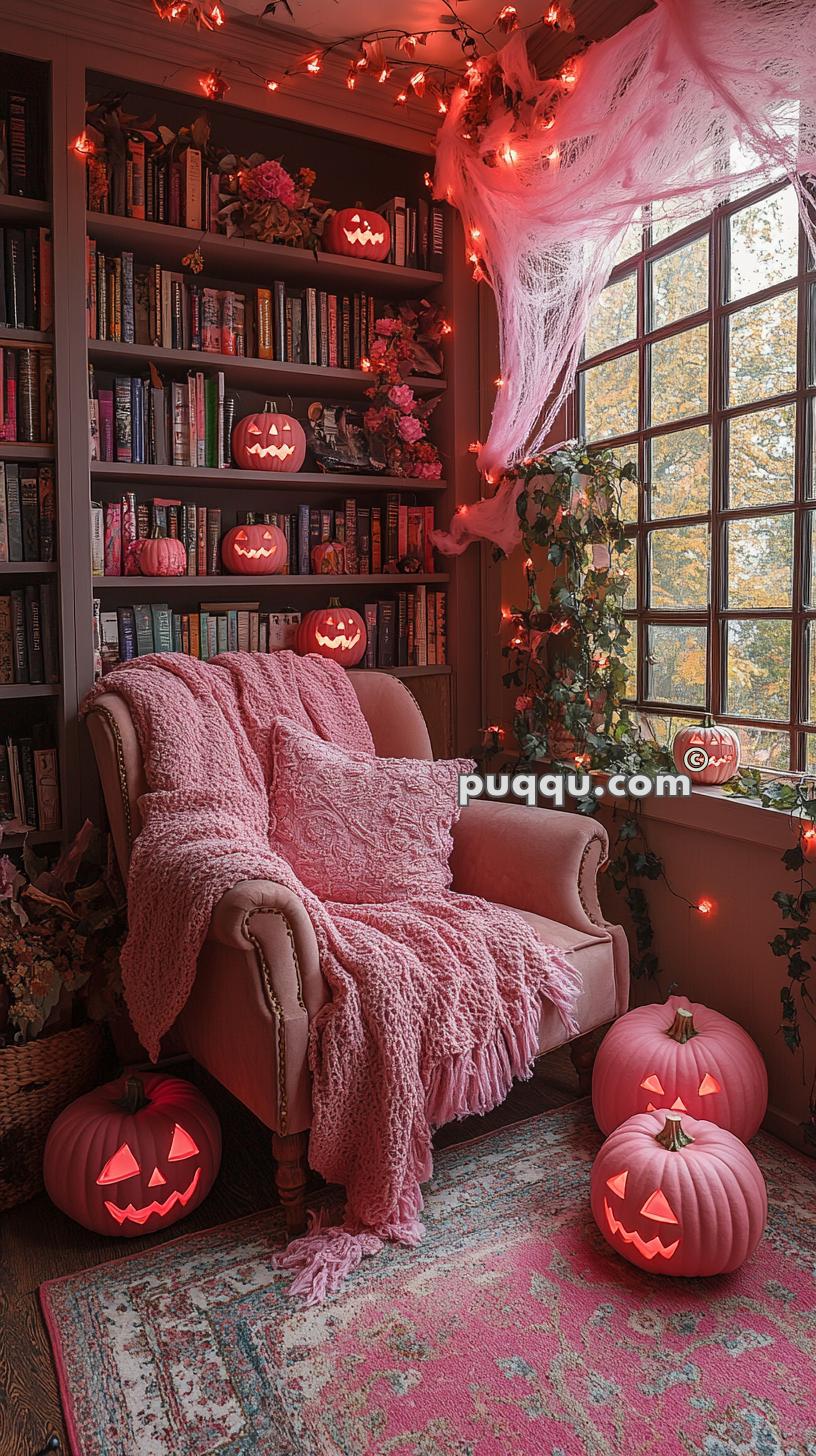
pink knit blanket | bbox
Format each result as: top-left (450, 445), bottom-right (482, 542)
top-left (84, 652), bottom-right (581, 1300)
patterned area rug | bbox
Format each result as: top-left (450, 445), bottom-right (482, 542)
top-left (41, 1101), bottom-right (816, 1456)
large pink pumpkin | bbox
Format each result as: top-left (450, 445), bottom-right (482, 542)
top-left (43, 1072), bottom-right (221, 1237)
top-left (591, 1110), bottom-right (767, 1276)
top-left (592, 995), bottom-right (767, 1141)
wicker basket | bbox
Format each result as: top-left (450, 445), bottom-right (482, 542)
top-left (0, 1021), bottom-right (111, 1212)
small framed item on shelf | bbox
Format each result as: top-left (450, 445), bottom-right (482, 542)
top-left (306, 402), bottom-right (381, 475)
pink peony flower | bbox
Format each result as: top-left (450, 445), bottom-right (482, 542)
top-left (375, 317), bottom-right (400, 336)
top-left (369, 339), bottom-right (387, 360)
top-left (388, 384), bottom-right (416, 413)
top-left (397, 415), bottom-right (425, 445)
top-left (241, 159), bottom-right (297, 208)
top-left (515, 693), bottom-right (533, 712)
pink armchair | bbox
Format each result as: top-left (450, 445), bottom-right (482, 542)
top-left (85, 670), bottom-right (628, 1233)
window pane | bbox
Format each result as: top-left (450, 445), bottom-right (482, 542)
top-left (649, 524), bottom-right (709, 608)
top-left (649, 426), bottom-right (710, 518)
top-left (809, 515), bottom-right (816, 606)
top-left (727, 404), bottom-right (796, 508)
top-left (728, 291), bottom-right (797, 407)
top-left (650, 324), bottom-right (708, 425)
top-left (582, 352), bottom-right (639, 441)
top-left (622, 621), bottom-right (637, 697)
top-left (636, 712), bottom-right (699, 749)
top-left (623, 546), bottom-right (637, 610)
top-left (726, 513), bottom-right (793, 608)
top-left (614, 220), bottom-right (642, 267)
top-left (614, 444), bottom-right (639, 523)
top-left (725, 619), bottom-right (791, 719)
top-left (729, 187), bottom-right (799, 301)
top-left (586, 274), bottom-right (637, 358)
top-left (736, 725), bottom-right (790, 771)
top-left (807, 622), bottom-right (816, 720)
top-left (651, 198), bottom-right (710, 246)
top-left (650, 235), bottom-right (709, 329)
top-left (647, 624), bottom-right (707, 705)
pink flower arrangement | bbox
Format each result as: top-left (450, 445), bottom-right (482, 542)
top-left (241, 159), bottom-right (297, 207)
top-left (398, 415), bottom-right (425, 444)
top-left (389, 384), bottom-right (416, 413)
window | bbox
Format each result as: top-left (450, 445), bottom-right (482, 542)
top-left (578, 182), bottom-right (814, 773)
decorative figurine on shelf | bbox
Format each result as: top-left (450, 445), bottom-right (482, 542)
top-left (221, 523), bottom-right (287, 574)
top-left (43, 1072), bottom-right (221, 1237)
top-left (311, 541), bottom-right (347, 575)
top-left (591, 995), bottom-right (768, 1141)
top-left (590, 1109), bottom-right (767, 1276)
top-left (296, 599), bottom-right (367, 666)
top-left (232, 402), bottom-right (307, 473)
top-left (306, 402), bottom-right (380, 475)
top-left (323, 206), bottom-right (391, 262)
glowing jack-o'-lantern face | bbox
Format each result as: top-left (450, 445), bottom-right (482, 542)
top-left (591, 995), bottom-right (768, 1141)
top-left (323, 206), bottom-right (392, 262)
top-left (232, 404), bottom-right (306, 473)
top-left (221, 523), bottom-right (288, 575)
top-left (296, 599), bottom-right (367, 666)
top-left (43, 1073), bottom-right (222, 1237)
top-left (590, 1109), bottom-right (768, 1277)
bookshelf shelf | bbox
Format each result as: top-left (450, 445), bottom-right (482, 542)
top-left (94, 572), bottom-right (450, 590)
top-left (85, 214), bottom-right (445, 294)
top-left (0, 443), bottom-right (54, 462)
top-left (87, 339), bottom-right (446, 401)
top-left (386, 666), bottom-right (452, 679)
top-left (89, 462), bottom-right (447, 494)
top-left (0, 827), bottom-right (63, 847)
top-left (0, 683), bottom-right (60, 699)
top-left (0, 195), bottom-right (50, 226)
top-left (0, 561), bottom-right (58, 575)
top-left (0, 326), bottom-right (52, 347)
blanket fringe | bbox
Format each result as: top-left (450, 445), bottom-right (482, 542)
top-left (272, 1206), bottom-right (424, 1305)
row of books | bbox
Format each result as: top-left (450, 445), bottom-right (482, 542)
top-left (0, 729), bottom-right (61, 834)
top-left (0, 461), bottom-right (56, 562)
top-left (91, 493), bottom-right (436, 578)
top-left (0, 346), bottom-right (54, 443)
top-left (0, 226), bottom-right (53, 332)
top-left (92, 589), bottom-right (447, 671)
top-left (0, 584), bottom-right (60, 684)
top-left (88, 367), bottom-right (236, 469)
top-left (0, 89), bottom-right (45, 200)
top-left (85, 147), bottom-right (444, 274)
top-left (87, 245), bottom-right (380, 370)
top-left (379, 195), bottom-right (444, 272)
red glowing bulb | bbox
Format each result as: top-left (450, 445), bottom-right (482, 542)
top-left (360, 356), bottom-right (372, 372)
top-left (696, 898), bottom-right (713, 916)
top-left (306, 54), bottom-right (323, 74)
top-left (71, 131), bottom-right (94, 157)
top-left (266, 78), bottom-right (280, 92)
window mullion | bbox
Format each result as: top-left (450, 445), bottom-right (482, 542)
top-left (710, 211), bottom-right (724, 720)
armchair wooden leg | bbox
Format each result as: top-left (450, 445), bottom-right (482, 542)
top-left (272, 1131), bottom-right (308, 1237)
top-left (569, 1032), bottom-right (599, 1097)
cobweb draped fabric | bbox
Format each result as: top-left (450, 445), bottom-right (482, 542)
top-left (432, 0), bottom-right (816, 554)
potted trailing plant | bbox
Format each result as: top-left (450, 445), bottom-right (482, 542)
top-left (0, 822), bottom-right (124, 1210)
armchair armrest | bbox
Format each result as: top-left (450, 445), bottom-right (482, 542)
top-left (207, 878), bottom-right (328, 1021)
top-left (450, 800), bottom-right (609, 936)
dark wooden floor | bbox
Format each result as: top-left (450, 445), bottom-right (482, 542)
top-left (0, 1047), bottom-right (579, 1456)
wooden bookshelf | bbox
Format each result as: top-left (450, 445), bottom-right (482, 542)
top-left (0, 562), bottom-right (59, 575)
top-left (0, 827), bottom-right (63, 847)
top-left (86, 212), bottom-right (445, 293)
top-left (94, 572), bottom-right (449, 590)
top-left (0, 194), bottom-right (50, 226)
top-left (0, 326), bottom-right (53, 347)
top-left (88, 339), bottom-right (446, 401)
top-left (0, 684), bottom-right (61, 700)
top-left (0, 443), bottom-right (54, 462)
top-left (90, 462), bottom-right (448, 493)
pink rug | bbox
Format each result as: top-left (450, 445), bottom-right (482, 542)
top-left (41, 1100), bottom-right (816, 1455)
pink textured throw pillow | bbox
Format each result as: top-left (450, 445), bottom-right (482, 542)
top-left (269, 716), bottom-right (473, 903)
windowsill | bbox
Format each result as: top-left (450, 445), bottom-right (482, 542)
top-left (602, 777), bottom-right (800, 851)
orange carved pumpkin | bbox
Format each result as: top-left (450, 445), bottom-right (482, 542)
top-left (43, 1073), bottom-right (221, 1237)
top-left (323, 207), bottom-right (391, 262)
top-left (296, 598), bottom-right (367, 666)
top-left (232, 402), bottom-right (306, 473)
top-left (590, 1109), bottom-right (767, 1276)
top-left (136, 526), bottom-right (187, 577)
top-left (222, 522), bottom-right (287, 575)
top-left (672, 716), bottom-right (740, 785)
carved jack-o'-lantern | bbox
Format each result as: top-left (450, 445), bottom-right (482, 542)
top-left (43, 1073), bottom-right (221, 1237)
top-left (232, 402), bottom-right (306, 473)
top-left (296, 597), bottom-right (367, 666)
top-left (590, 1109), bottom-right (767, 1276)
top-left (672, 715), bottom-right (741, 785)
top-left (222, 523), bottom-right (287, 575)
top-left (323, 207), bottom-right (392, 262)
top-left (592, 995), bottom-right (768, 1141)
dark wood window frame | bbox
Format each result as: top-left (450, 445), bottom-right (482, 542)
top-left (575, 178), bottom-right (816, 773)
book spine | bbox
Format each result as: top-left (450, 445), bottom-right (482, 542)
top-left (104, 501), bottom-right (122, 575)
top-left (37, 464), bottom-right (56, 562)
top-left (19, 468), bottom-right (39, 560)
top-left (33, 747), bottom-right (61, 831)
top-left (5, 464), bottom-right (22, 560)
top-left (206, 508), bottom-right (221, 574)
top-left (90, 501), bottom-right (104, 576)
top-left (0, 596), bottom-right (12, 683)
top-left (10, 589), bottom-right (27, 680)
top-left (24, 583), bottom-right (43, 683)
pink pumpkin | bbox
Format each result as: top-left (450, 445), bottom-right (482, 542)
top-left (672, 716), bottom-right (741, 784)
top-left (592, 995), bottom-right (767, 1141)
top-left (43, 1072), bottom-right (221, 1237)
top-left (591, 1109), bottom-right (767, 1276)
